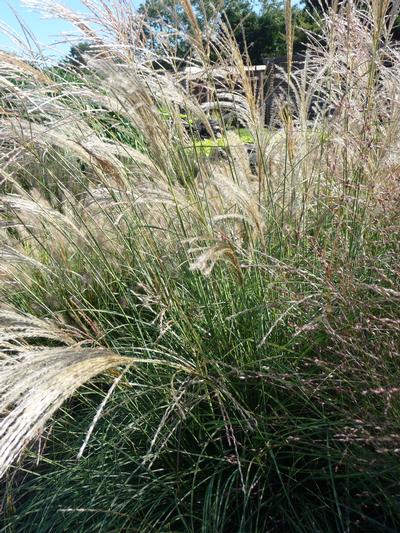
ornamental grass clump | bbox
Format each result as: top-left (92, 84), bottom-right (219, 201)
top-left (0, 1), bottom-right (400, 531)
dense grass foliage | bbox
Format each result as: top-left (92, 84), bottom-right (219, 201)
top-left (1, 1), bottom-right (400, 531)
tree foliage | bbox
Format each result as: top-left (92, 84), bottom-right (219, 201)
top-left (61, 0), bottom-right (347, 67)
top-left (63, 41), bottom-right (94, 68)
top-left (138, 0), bottom-right (309, 64)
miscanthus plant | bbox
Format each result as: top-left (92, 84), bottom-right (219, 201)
top-left (1, 0), bottom-right (400, 531)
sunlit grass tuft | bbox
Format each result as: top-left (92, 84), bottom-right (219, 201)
top-left (1, 0), bottom-right (400, 531)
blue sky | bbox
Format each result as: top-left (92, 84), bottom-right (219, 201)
top-left (0, 1), bottom-right (92, 58)
top-left (0, 0), bottom-right (143, 58)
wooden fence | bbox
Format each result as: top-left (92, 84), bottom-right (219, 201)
top-left (183, 54), bottom-right (306, 125)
